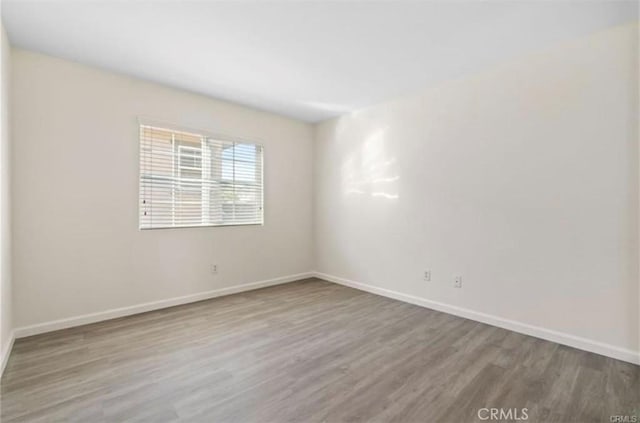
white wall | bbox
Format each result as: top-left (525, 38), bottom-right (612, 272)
top-left (0, 22), bottom-right (13, 366)
top-left (12, 50), bottom-right (314, 329)
top-left (314, 23), bottom-right (639, 358)
top-left (7, 19), bottom-right (639, 365)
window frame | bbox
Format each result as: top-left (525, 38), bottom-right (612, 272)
top-left (138, 119), bottom-right (265, 230)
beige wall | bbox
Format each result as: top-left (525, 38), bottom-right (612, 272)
top-left (0, 22), bottom-right (12, 367)
top-left (11, 49), bottom-right (314, 328)
top-left (6, 21), bottom-right (640, 364)
top-left (314, 23), bottom-right (639, 359)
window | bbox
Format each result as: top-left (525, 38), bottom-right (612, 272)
top-left (139, 124), bottom-right (263, 229)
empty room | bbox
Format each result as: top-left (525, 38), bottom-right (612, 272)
top-left (0, 0), bottom-right (638, 422)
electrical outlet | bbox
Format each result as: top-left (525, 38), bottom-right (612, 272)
top-left (211, 264), bottom-right (218, 275)
top-left (454, 275), bottom-right (462, 288)
top-left (424, 270), bottom-right (431, 282)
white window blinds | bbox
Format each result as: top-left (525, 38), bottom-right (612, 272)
top-left (139, 124), bottom-right (263, 229)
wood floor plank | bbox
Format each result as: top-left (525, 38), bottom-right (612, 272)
top-left (1, 278), bottom-right (637, 422)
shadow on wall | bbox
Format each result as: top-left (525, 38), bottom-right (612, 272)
top-left (341, 126), bottom-right (399, 200)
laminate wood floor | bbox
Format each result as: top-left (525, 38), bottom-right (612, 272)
top-left (1, 278), bottom-right (638, 422)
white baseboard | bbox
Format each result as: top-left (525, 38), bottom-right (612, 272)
top-left (12, 271), bottom-right (639, 366)
top-left (314, 272), bottom-right (640, 366)
top-left (14, 272), bottom-right (313, 339)
top-left (1, 330), bottom-right (15, 377)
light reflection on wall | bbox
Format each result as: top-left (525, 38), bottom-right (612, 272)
top-left (341, 127), bottom-right (399, 200)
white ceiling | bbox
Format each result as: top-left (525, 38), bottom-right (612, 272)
top-left (2, 1), bottom-right (637, 122)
